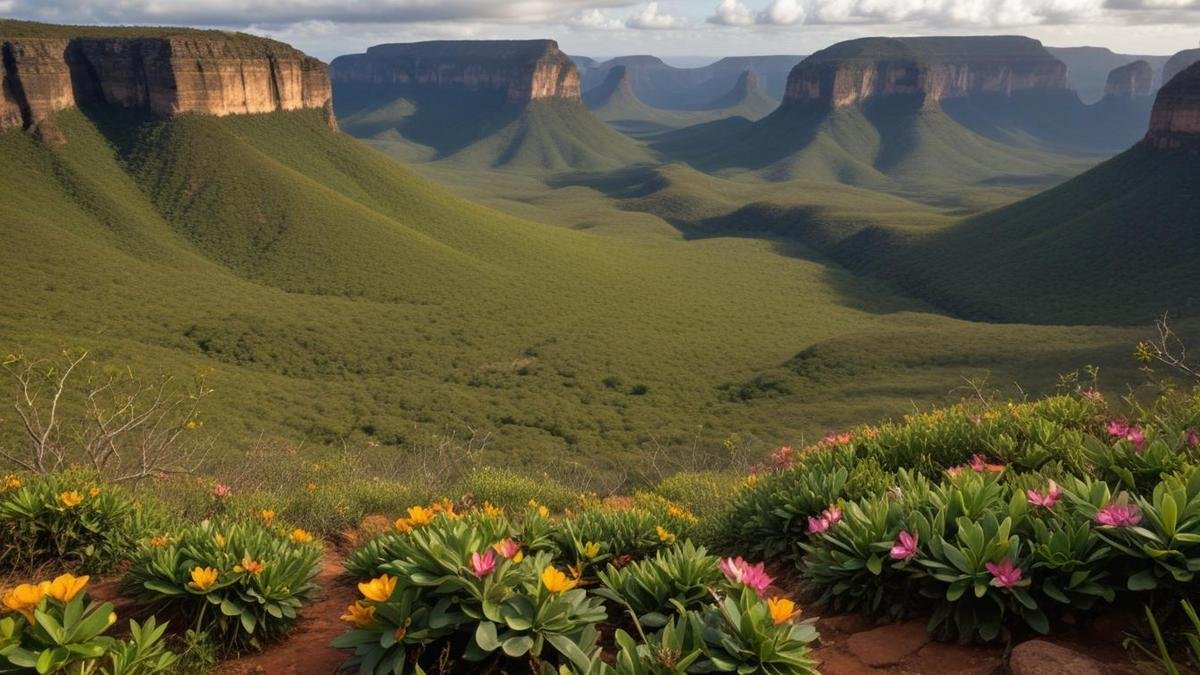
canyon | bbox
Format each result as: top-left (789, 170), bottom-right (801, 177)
top-left (0, 24), bottom-right (333, 142)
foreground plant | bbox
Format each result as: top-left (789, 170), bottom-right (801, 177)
top-left (0, 573), bottom-right (176, 673)
top-left (122, 519), bottom-right (321, 651)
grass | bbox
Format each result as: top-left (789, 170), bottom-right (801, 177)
top-left (0, 104), bottom-right (1160, 485)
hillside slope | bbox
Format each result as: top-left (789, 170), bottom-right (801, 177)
top-left (843, 63), bottom-right (1200, 325)
top-left (585, 67), bottom-right (777, 136)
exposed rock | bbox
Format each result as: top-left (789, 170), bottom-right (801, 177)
top-left (1103, 60), bottom-right (1153, 98)
top-left (783, 36), bottom-right (1068, 110)
top-left (909, 641), bottom-right (1003, 675)
top-left (1163, 48), bottom-right (1200, 87)
top-left (844, 619), bottom-right (930, 667)
top-left (330, 40), bottom-right (581, 104)
top-left (0, 22), bottom-right (334, 137)
top-left (1008, 640), bottom-right (1107, 675)
top-left (1146, 61), bottom-right (1200, 149)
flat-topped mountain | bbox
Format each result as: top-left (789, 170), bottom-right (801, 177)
top-left (1146, 61), bottom-right (1200, 149)
top-left (1048, 46), bottom-right (1170, 103)
top-left (579, 54), bottom-right (800, 108)
top-left (782, 36), bottom-right (1068, 109)
top-left (0, 19), bottom-right (333, 142)
top-left (330, 40), bottom-right (580, 104)
top-left (585, 65), bottom-right (776, 135)
top-left (331, 39), bottom-right (650, 171)
top-left (1104, 60), bottom-right (1154, 98)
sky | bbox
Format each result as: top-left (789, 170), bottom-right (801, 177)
top-left (2, 0), bottom-right (1198, 62)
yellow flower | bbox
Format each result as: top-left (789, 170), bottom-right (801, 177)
top-left (306, 483), bottom-right (318, 492)
top-left (59, 491), bottom-right (83, 508)
top-left (233, 557), bottom-right (265, 575)
top-left (340, 601), bottom-right (376, 627)
top-left (46, 573), bottom-right (89, 603)
top-left (2, 582), bottom-right (49, 621)
top-left (260, 510), bottom-right (276, 525)
top-left (88, 487), bottom-right (101, 498)
top-left (667, 505), bottom-right (699, 523)
top-left (482, 501), bottom-right (503, 518)
top-left (185, 419), bottom-right (200, 430)
top-left (150, 536), bottom-right (170, 548)
top-left (189, 567), bottom-right (219, 591)
top-left (2, 475), bottom-right (20, 491)
top-left (528, 499), bottom-right (539, 508)
top-left (582, 542), bottom-right (601, 558)
top-left (213, 533), bottom-right (226, 548)
top-left (358, 574), bottom-right (396, 603)
top-left (540, 566), bottom-right (579, 594)
top-left (290, 528), bottom-right (314, 544)
top-left (538, 505), bottom-right (550, 518)
top-left (406, 506), bottom-right (435, 527)
top-left (767, 597), bottom-right (801, 625)
top-left (744, 474), bottom-right (759, 489)
top-left (656, 526), bottom-right (676, 544)
top-left (393, 518), bottom-right (413, 533)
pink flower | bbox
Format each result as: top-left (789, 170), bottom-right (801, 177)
top-left (771, 446), bottom-right (795, 468)
top-left (1081, 388), bottom-right (1104, 403)
top-left (822, 504), bottom-right (842, 526)
top-left (946, 466), bottom-right (964, 477)
top-left (1127, 427), bottom-right (1146, 452)
top-left (491, 539), bottom-right (523, 560)
top-left (968, 454), bottom-right (987, 472)
top-left (1026, 480), bottom-right (1062, 509)
top-left (985, 559), bottom-right (1022, 588)
top-left (718, 557), bottom-right (773, 597)
top-left (469, 550), bottom-right (495, 578)
top-left (890, 531), bottom-right (919, 560)
top-left (1095, 502), bottom-right (1142, 527)
top-left (1188, 428), bottom-right (1200, 449)
top-left (1107, 419), bottom-right (1131, 437)
top-left (806, 516), bottom-right (830, 535)
top-left (212, 483), bottom-right (232, 498)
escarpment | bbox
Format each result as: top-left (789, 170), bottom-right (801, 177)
top-left (1163, 49), bottom-right (1200, 89)
top-left (782, 36), bottom-right (1068, 110)
top-left (1145, 61), bottom-right (1200, 149)
top-left (330, 40), bottom-right (581, 104)
top-left (1103, 60), bottom-right (1153, 99)
top-left (0, 22), bottom-right (334, 140)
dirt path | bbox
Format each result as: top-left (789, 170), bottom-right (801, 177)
top-left (216, 553), bottom-right (357, 674)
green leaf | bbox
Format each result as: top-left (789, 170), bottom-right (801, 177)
top-left (502, 636), bottom-right (534, 658)
top-left (474, 621), bottom-right (500, 652)
top-left (1128, 569), bottom-right (1158, 591)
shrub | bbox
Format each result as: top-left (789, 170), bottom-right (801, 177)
top-left (594, 541), bottom-right (723, 626)
top-left (460, 467), bottom-right (577, 511)
top-left (0, 573), bottom-right (176, 674)
top-left (122, 519), bottom-right (322, 651)
top-left (334, 511), bottom-right (608, 673)
top-left (0, 471), bottom-right (165, 573)
top-left (651, 472), bottom-right (739, 519)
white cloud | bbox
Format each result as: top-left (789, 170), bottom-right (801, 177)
top-left (757, 0), bottom-right (807, 24)
top-left (1, 0), bottom-right (641, 26)
top-left (569, 8), bottom-right (627, 29)
top-left (709, 0), bottom-right (756, 25)
top-left (626, 2), bottom-right (689, 28)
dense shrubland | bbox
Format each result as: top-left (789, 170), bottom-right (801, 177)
top-left (3, 342), bottom-right (1200, 671)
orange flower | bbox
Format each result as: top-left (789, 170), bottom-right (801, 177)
top-left (46, 573), bottom-right (88, 602)
top-left (358, 574), bottom-right (396, 603)
top-left (656, 526), bottom-right (676, 543)
top-left (88, 487), bottom-right (101, 498)
top-left (767, 597), bottom-right (801, 625)
top-left (393, 518), bottom-right (413, 533)
top-left (260, 510), bottom-right (276, 525)
top-left (290, 529), bottom-right (314, 544)
top-left (150, 536), bottom-right (170, 548)
top-left (481, 501), bottom-right (503, 518)
top-left (540, 566), bottom-right (579, 593)
top-left (2, 582), bottom-right (49, 621)
top-left (406, 506), bottom-right (435, 527)
top-left (233, 557), bottom-right (265, 575)
top-left (59, 491), bottom-right (83, 508)
top-left (340, 601), bottom-right (375, 627)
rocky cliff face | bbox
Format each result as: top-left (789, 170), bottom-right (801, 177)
top-left (0, 24), bottom-right (334, 140)
top-left (330, 40), bottom-right (581, 104)
top-left (1163, 49), bottom-right (1200, 88)
top-left (783, 36), bottom-right (1068, 109)
top-left (1145, 61), bottom-right (1200, 149)
top-left (1104, 60), bottom-right (1153, 98)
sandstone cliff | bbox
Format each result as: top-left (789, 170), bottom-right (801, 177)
top-left (783, 36), bottom-right (1068, 109)
top-left (1103, 60), bottom-right (1153, 98)
top-left (0, 21), bottom-right (334, 140)
top-left (1145, 61), bottom-right (1200, 149)
top-left (330, 40), bottom-right (581, 104)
